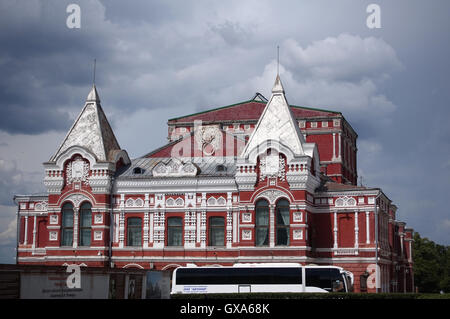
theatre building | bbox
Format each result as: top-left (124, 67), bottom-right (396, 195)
top-left (14, 74), bottom-right (414, 293)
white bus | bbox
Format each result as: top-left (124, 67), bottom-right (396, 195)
top-left (171, 263), bottom-right (353, 294)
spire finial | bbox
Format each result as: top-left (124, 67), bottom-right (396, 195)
top-left (277, 45), bottom-right (280, 76)
top-left (93, 58), bottom-right (96, 85)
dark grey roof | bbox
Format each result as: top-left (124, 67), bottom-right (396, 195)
top-left (115, 157), bottom-right (237, 179)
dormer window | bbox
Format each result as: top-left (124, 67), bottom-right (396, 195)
top-left (133, 167), bottom-right (143, 174)
top-left (216, 165), bottom-right (226, 172)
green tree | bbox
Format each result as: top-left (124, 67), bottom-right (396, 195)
top-left (413, 232), bottom-right (450, 293)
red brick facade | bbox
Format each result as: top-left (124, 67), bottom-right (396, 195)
top-left (14, 78), bottom-right (414, 293)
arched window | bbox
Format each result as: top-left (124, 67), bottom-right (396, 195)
top-left (167, 217), bottom-right (183, 246)
top-left (209, 216), bottom-right (225, 246)
top-left (255, 199), bottom-right (269, 246)
top-left (79, 202), bottom-right (92, 246)
top-left (61, 203), bottom-right (74, 246)
top-left (127, 217), bottom-right (142, 247)
top-left (276, 198), bottom-right (290, 245)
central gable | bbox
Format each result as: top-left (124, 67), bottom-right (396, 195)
top-left (241, 75), bottom-right (306, 159)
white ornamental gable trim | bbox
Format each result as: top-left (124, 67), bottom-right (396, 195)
top-left (335, 196), bottom-right (357, 207)
top-left (152, 159), bottom-right (198, 177)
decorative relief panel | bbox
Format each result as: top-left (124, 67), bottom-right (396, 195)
top-left (166, 197), bottom-right (185, 207)
top-left (153, 159), bottom-right (197, 177)
top-left (49, 231), bottom-right (58, 241)
top-left (293, 211), bottom-right (302, 223)
top-left (94, 231), bottom-right (103, 241)
top-left (259, 155), bottom-right (286, 182)
top-left (335, 196), bottom-right (357, 207)
top-left (241, 229), bottom-right (252, 240)
top-left (255, 189), bottom-right (288, 204)
top-left (194, 125), bottom-right (222, 156)
top-left (49, 215), bottom-right (58, 225)
top-left (242, 212), bottom-right (252, 223)
top-left (94, 214), bottom-right (103, 224)
top-left (35, 201), bottom-right (48, 212)
top-left (64, 194), bottom-right (90, 208)
top-left (66, 156), bottom-right (90, 185)
top-left (125, 198), bottom-right (144, 208)
top-left (207, 196), bottom-right (227, 207)
top-left (293, 229), bottom-right (303, 240)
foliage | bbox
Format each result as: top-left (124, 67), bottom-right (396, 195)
top-left (413, 232), bottom-right (450, 293)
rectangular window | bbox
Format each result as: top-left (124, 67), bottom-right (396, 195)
top-left (127, 217), bottom-right (142, 247)
top-left (167, 217), bottom-right (183, 246)
top-left (255, 201), bottom-right (269, 246)
top-left (79, 204), bottom-right (92, 246)
top-left (61, 204), bottom-right (74, 246)
top-left (276, 199), bottom-right (290, 246)
top-left (209, 217), bottom-right (225, 246)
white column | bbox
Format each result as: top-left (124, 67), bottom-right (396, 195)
top-left (149, 211), bottom-right (154, 244)
top-left (338, 133), bottom-right (342, 160)
top-left (366, 211), bottom-right (370, 244)
top-left (73, 207), bottom-right (79, 248)
top-left (119, 211), bottom-right (124, 248)
top-left (32, 215), bottom-right (37, 250)
top-left (332, 133), bottom-right (336, 160)
top-left (226, 209), bottom-right (232, 248)
top-left (354, 211), bottom-right (359, 249)
top-left (333, 211), bottom-right (338, 249)
top-left (233, 209), bottom-right (238, 244)
top-left (24, 216), bottom-right (28, 245)
top-left (143, 211), bottom-right (149, 247)
top-left (269, 204), bottom-right (275, 247)
top-left (200, 211), bottom-right (206, 248)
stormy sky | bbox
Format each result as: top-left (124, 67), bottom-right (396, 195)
top-left (0, 0), bottom-right (449, 263)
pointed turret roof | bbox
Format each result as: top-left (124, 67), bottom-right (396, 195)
top-left (241, 75), bottom-right (306, 158)
top-left (50, 85), bottom-right (121, 162)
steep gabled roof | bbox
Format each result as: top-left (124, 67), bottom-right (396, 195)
top-left (242, 75), bottom-right (306, 157)
top-left (143, 129), bottom-right (246, 158)
top-left (168, 95), bottom-right (341, 124)
top-left (50, 85), bottom-right (121, 162)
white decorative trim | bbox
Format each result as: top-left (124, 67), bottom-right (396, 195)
top-left (293, 229), bottom-right (303, 240)
top-left (242, 212), bottom-right (252, 223)
top-left (241, 229), bottom-right (252, 240)
top-left (125, 197), bottom-right (145, 208)
top-left (94, 231), bottom-right (103, 241)
top-left (63, 193), bottom-right (91, 208)
top-left (49, 231), bottom-right (58, 241)
top-left (153, 158), bottom-right (198, 177)
top-left (166, 197), bottom-right (185, 207)
top-left (259, 155), bottom-right (286, 182)
top-left (335, 196), bottom-right (357, 207)
top-left (66, 156), bottom-right (90, 185)
top-left (49, 215), bottom-right (58, 225)
top-left (254, 189), bottom-right (289, 205)
top-left (293, 211), bottom-right (302, 223)
top-left (94, 214), bottom-right (103, 224)
top-left (35, 201), bottom-right (48, 212)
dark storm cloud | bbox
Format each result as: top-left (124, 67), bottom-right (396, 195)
top-left (0, 0), bottom-right (449, 249)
